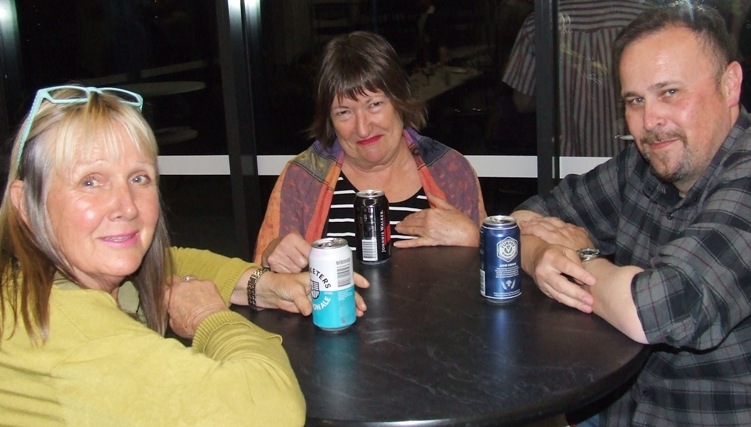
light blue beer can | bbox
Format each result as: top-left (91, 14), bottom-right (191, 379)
top-left (310, 238), bottom-right (356, 331)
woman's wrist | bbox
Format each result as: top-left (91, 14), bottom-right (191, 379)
top-left (247, 267), bottom-right (271, 310)
top-left (185, 303), bottom-right (227, 335)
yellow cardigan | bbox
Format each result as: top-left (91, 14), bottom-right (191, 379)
top-left (0, 247), bottom-right (305, 426)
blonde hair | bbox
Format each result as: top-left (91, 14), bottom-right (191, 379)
top-left (0, 87), bottom-right (173, 342)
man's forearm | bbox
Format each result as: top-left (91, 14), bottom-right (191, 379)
top-left (512, 210), bottom-right (648, 343)
top-left (586, 259), bottom-right (648, 343)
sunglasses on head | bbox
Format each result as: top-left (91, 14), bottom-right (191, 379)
top-left (16, 85), bottom-right (144, 167)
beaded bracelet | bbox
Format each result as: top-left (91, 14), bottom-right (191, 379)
top-left (247, 267), bottom-right (271, 310)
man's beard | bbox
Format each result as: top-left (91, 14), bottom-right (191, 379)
top-left (639, 130), bottom-right (692, 184)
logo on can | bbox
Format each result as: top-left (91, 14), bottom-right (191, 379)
top-left (354, 189), bottom-right (391, 264)
top-left (310, 237), bottom-right (356, 330)
top-left (480, 215), bottom-right (521, 303)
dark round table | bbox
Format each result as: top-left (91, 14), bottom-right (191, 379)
top-left (239, 246), bottom-right (648, 426)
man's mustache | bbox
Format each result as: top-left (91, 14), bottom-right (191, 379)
top-left (640, 131), bottom-right (685, 145)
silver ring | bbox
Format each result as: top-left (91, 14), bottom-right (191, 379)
top-left (182, 275), bottom-right (197, 282)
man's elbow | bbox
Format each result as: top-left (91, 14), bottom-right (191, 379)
top-left (624, 327), bottom-right (649, 345)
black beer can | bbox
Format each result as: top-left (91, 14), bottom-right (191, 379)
top-left (354, 189), bottom-right (391, 263)
top-left (480, 215), bottom-right (521, 303)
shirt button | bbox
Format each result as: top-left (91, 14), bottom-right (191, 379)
top-left (666, 213), bottom-right (674, 220)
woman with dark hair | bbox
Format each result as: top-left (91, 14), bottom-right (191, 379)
top-left (255, 31), bottom-right (485, 273)
top-left (0, 85), bottom-right (307, 425)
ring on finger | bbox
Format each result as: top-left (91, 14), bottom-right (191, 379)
top-left (182, 275), bottom-right (197, 282)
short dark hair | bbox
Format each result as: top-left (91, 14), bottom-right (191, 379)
top-left (613, 2), bottom-right (734, 83)
top-left (309, 31), bottom-right (427, 147)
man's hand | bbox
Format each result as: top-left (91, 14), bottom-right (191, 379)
top-left (526, 243), bottom-right (596, 313)
top-left (394, 193), bottom-right (479, 248)
top-left (263, 233), bottom-right (311, 273)
top-left (518, 216), bottom-right (593, 249)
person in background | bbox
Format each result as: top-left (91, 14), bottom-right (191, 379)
top-left (0, 85), bottom-right (333, 426)
top-left (502, 0), bottom-right (653, 157)
top-left (493, 0), bottom-right (534, 71)
top-left (255, 31), bottom-right (485, 273)
top-left (415, 0), bottom-right (449, 68)
top-left (706, 0), bottom-right (751, 109)
top-left (512, 3), bottom-right (751, 425)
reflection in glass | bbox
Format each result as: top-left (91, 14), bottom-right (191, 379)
top-left (16, 1), bottom-right (224, 156)
top-left (503, 0), bottom-right (652, 158)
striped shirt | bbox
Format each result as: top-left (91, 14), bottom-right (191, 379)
top-left (324, 173), bottom-right (430, 251)
top-left (518, 110), bottom-right (751, 425)
top-left (503, 0), bottom-right (653, 157)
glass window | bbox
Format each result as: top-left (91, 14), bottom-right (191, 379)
top-left (16, 1), bottom-right (225, 155)
top-left (11, 0), bottom-right (239, 255)
top-left (256, 0), bottom-right (539, 216)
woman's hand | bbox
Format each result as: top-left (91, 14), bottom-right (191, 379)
top-left (263, 233), bottom-right (311, 273)
top-left (165, 275), bottom-right (229, 339)
top-left (394, 193), bottom-right (479, 248)
top-left (256, 271), bottom-right (370, 317)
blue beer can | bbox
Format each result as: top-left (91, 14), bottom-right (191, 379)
top-left (480, 215), bottom-right (521, 303)
top-left (310, 237), bottom-right (356, 331)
